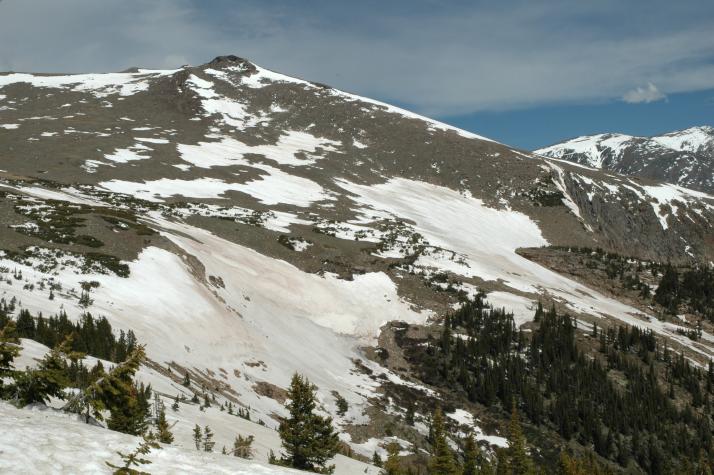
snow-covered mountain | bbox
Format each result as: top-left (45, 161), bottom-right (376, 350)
top-left (535, 126), bottom-right (714, 193)
top-left (2, 55), bottom-right (714, 472)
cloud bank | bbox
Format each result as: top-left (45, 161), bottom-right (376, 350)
top-left (0, 0), bottom-right (712, 116)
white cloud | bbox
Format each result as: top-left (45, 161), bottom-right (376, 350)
top-left (622, 83), bottom-right (667, 103)
top-left (0, 1), bottom-right (712, 115)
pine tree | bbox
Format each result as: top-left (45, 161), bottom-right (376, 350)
top-left (192, 424), bottom-right (202, 450)
top-left (463, 433), bottom-right (479, 475)
top-left (334, 392), bottom-right (348, 417)
top-left (404, 400), bottom-right (415, 426)
top-left (427, 407), bottom-right (459, 475)
top-left (0, 321), bottom-right (21, 396)
top-left (202, 425), bottom-right (215, 452)
top-left (383, 442), bottom-right (402, 475)
top-left (106, 431), bottom-right (160, 475)
top-left (156, 405), bottom-right (174, 444)
top-left (14, 334), bottom-right (82, 405)
top-left (505, 403), bottom-right (535, 475)
top-left (64, 346), bottom-right (147, 434)
top-left (278, 372), bottom-right (340, 473)
top-left (372, 451), bottom-right (383, 468)
top-left (171, 394), bottom-right (180, 412)
top-left (182, 372), bottom-right (191, 387)
top-left (232, 434), bottom-right (255, 459)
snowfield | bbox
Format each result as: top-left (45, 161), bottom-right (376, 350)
top-left (0, 69), bottom-right (180, 98)
top-left (9, 340), bottom-right (381, 475)
top-left (0, 212), bottom-right (430, 438)
top-left (336, 177), bottom-right (714, 357)
top-left (178, 132), bottom-right (341, 168)
top-left (0, 402), bottom-right (303, 475)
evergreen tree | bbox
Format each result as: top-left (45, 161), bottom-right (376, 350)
top-left (463, 433), bottom-right (479, 475)
top-left (372, 451), bottom-right (383, 468)
top-left (65, 345), bottom-right (148, 435)
top-left (15, 309), bottom-right (35, 338)
top-left (0, 321), bottom-right (21, 396)
top-left (156, 405), bottom-right (174, 444)
top-left (504, 403), bottom-right (535, 475)
top-left (232, 434), bottom-right (255, 459)
top-left (13, 335), bottom-right (79, 405)
top-left (404, 401), bottom-right (415, 426)
top-left (106, 431), bottom-right (160, 475)
top-left (278, 372), bottom-right (340, 473)
top-left (202, 425), bottom-right (215, 452)
top-left (334, 392), bottom-right (348, 417)
top-left (383, 442), bottom-right (402, 475)
top-left (427, 407), bottom-right (459, 475)
top-left (192, 424), bottom-right (202, 450)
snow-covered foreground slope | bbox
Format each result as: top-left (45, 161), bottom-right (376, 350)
top-left (0, 218), bottom-right (423, 430)
top-left (0, 401), bottom-right (303, 475)
top-left (11, 339), bottom-right (380, 475)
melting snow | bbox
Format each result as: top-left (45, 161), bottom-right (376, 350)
top-left (0, 69), bottom-right (179, 98)
top-left (178, 133), bottom-right (340, 168)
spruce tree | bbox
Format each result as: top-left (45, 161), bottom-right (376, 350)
top-left (334, 392), bottom-right (348, 417)
top-left (383, 442), bottom-right (402, 475)
top-left (463, 433), bottom-right (479, 475)
top-left (64, 345), bottom-right (147, 434)
top-left (0, 321), bottom-right (21, 396)
top-left (232, 434), bottom-right (254, 459)
top-left (156, 405), bottom-right (174, 444)
top-left (193, 424), bottom-right (202, 450)
top-left (427, 407), bottom-right (459, 475)
top-left (372, 451), bottom-right (383, 468)
top-left (505, 403), bottom-right (535, 475)
top-left (14, 336), bottom-right (74, 405)
top-left (202, 425), bottom-right (215, 452)
top-left (106, 431), bottom-right (160, 474)
top-left (278, 372), bottom-right (339, 473)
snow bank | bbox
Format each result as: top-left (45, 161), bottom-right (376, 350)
top-left (335, 177), bottom-right (689, 341)
top-left (0, 402), bottom-right (302, 474)
top-left (0, 69), bottom-right (179, 98)
top-left (178, 132), bottom-right (340, 168)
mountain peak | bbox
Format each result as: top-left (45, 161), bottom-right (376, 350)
top-left (207, 54), bottom-right (252, 67)
top-left (536, 125), bottom-right (714, 192)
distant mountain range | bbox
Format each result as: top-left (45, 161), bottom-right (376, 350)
top-left (535, 126), bottom-right (714, 193)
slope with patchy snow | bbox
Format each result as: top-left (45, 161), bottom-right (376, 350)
top-left (2, 55), bottom-right (714, 471)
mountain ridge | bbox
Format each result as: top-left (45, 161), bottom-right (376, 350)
top-left (535, 125), bottom-right (714, 193)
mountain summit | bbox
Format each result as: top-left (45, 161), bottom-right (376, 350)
top-left (535, 126), bottom-right (714, 193)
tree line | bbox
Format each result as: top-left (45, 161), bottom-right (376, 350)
top-left (400, 294), bottom-right (714, 473)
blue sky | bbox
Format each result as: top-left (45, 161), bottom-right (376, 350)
top-left (445, 89), bottom-right (714, 150)
top-left (1, 0), bottom-right (712, 149)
